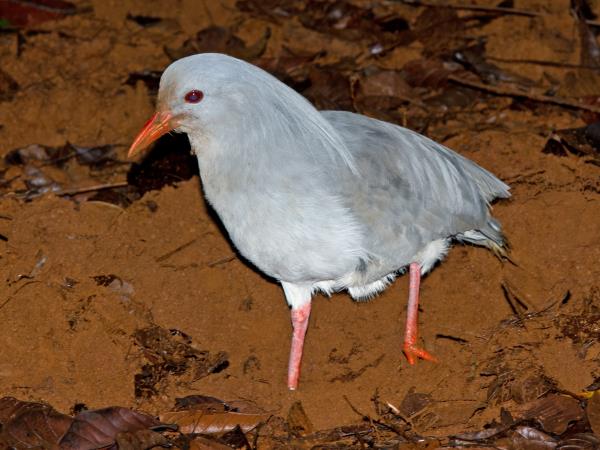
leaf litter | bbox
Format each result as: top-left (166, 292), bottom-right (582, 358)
top-left (0, 0), bottom-right (599, 448)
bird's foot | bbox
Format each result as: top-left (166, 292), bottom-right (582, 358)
top-left (403, 342), bottom-right (437, 365)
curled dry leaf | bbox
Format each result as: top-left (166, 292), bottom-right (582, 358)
top-left (58, 407), bottom-right (161, 450)
top-left (0, 397), bottom-right (72, 449)
top-left (161, 396), bottom-right (271, 435)
top-left (513, 394), bottom-right (584, 435)
top-left (161, 410), bottom-right (270, 434)
top-left (510, 426), bottom-right (557, 450)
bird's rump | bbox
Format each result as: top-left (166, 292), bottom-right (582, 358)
top-left (321, 110), bottom-right (510, 280)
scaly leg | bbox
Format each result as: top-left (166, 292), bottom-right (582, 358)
top-left (402, 262), bottom-right (437, 364)
top-left (281, 283), bottom-right (312, 390)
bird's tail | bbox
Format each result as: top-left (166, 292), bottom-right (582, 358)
top-left (456, 217), bottom-right (512, 261)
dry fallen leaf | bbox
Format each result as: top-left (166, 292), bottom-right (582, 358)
top-left (59, 407), bottom-right (161, 450)
top-left (513, 394), bottom-right (584, 435)
top-left (161, 409), bottom-right (271, 434)
top-left (0, 397), bottom-right (72, 449)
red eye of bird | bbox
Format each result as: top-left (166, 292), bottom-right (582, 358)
top-left (184, 90), bottom-right (204, 104)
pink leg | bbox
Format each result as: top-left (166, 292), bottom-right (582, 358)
top-left (402, 262), bottom-right (437, 364)
top-left (288, 302), bottom-right (311, 390)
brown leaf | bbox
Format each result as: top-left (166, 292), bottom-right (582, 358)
top-left (255, 47), bottom-right (323, 90)
top-left (356, 68), bottom-right (413, 99)
top-left (402, 58), bottom-right (461, 88)
top-left (160, 410), bottom-right (270, 434)
top-left (165, 26), bottom-right (270, 62)
top-left (412, 6), bottom-right (471, 56)
top-left (513, 394), bottom-right (584, 435)
top-left (59, 407), bottom-right (161, 450)
top-left (302, 66), bottom-right (353, 110)
top-left (400, 388), bottom-right (432, 418)
top-left (0, 397), bottom-right (72, 449)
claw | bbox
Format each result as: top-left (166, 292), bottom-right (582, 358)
top-left (403, 342), bottom-right (437, 365)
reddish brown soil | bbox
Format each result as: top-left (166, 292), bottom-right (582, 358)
top-left (0, 0), bottom-right (599, 440)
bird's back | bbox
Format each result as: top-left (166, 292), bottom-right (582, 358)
top-left (321, 110), bottom-right (509, 280)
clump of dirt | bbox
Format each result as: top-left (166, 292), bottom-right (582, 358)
top-left (0, 0), bottom-right (599, 447)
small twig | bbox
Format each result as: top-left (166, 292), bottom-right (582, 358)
top-left (447, 74), bottom-right (600, 113)
top-left (397, 0), bottom-right (541, 17)
top-left (155, 239), bottom-right (198, 262)
top-left (487, 56), bottom-right (600, 70)
top-left (0, 280), bottom-right (39, 311)
top-left (501, 281), bottom-right (529, 329)
top-left (207, 254), bottom-right (236, 267)
top-left (56, 181), bottom-right (129, 196)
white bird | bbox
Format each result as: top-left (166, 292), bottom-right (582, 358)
top-left (128, 53), bottom-right (510, 390)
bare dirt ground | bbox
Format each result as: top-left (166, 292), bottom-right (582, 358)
top-left (0, 0), bottom-right (599, 448)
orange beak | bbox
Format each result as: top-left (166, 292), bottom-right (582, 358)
top-left (128, 111), bottom-right (177, 158)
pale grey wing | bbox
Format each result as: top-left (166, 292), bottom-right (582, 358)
top-left (321, 110), bottom-right (510, 272)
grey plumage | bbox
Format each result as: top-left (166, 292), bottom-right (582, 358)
top-left (157, 53), bottom-right (509, 300)
top-left (132, 53), bottom-right (511, 389)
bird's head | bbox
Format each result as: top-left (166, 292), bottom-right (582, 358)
top-left (128, 53), bottom-right (256, 157)
top-left (128, 53), bottom-right (357, 172)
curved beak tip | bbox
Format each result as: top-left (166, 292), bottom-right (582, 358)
top-left (127, 111), bottom-right (174, 159)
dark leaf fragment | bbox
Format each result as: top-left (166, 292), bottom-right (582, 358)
top-left (586, 392), bottom-right (600, 436)
top-left (125, 70), bottom-right (162, 94)
top-left (543, 123), bottom-right (600, 165)
top-left (0, 68), bottom-right (18, 101)
top-left (133, 325), bottom-right (228, 398)
top-left (0, 0), bottom-right (76, 28)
